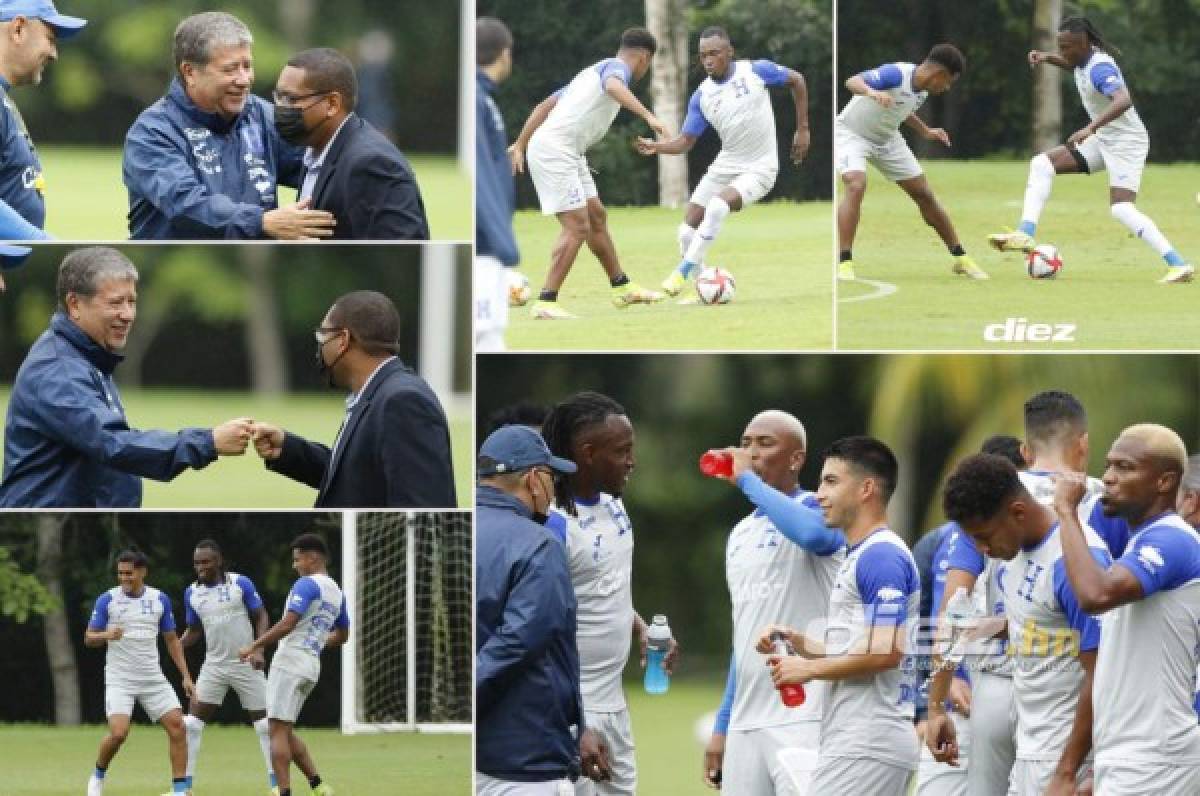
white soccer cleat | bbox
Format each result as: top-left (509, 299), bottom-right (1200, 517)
top-left (529, 300), bottom-right (576, 320)
top-left (86, 776), bottom-right (104, 796)
top-left (987, 231), bottom-right (1035, 253)
top-left (1159, 264), bottom-right (1195, 284)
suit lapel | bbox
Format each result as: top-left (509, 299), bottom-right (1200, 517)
top-left (317, 358), bottom-right (400, 503)
top-left (311, 114), bottom-right (361, 208)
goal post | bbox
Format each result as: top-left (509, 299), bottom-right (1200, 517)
top-left (341, 511), bottom-right (472, 734)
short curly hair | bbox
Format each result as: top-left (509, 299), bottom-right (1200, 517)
top-left (943, 453), bottom-right (1021, 526)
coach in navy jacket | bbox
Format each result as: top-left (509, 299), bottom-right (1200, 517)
top-left (0, 248), bottom-right (250, 508)
top-left (122, 12), bottom-right (322, 240)
top-left (476, 426), bottom-right (583, 786)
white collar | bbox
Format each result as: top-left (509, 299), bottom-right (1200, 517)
top-left (346, 356), bottom-right (396, 409)
top-left (303, 114), bottom-right (354, 171)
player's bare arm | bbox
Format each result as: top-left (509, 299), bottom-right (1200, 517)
top-left (1045, 649), bottom-right (1096, 796)
top-left (753, 623), bottom-right (825, 659)
top-left (239, 611), bottom-right (301, 660)
top-left (324, 626), bottom-right (349, 650)
top-left (604, 76), bottom-right (668, 138)
top-left (163, 630), bottom-right (195, 699)
top-left (786, 68), bottom-right (810, 163)
top-left (1054, 472), bottom-right (1143, 612)
top-left (845, 74), bottom-right (894, 108)
top-left (903, 113), bottom-right (951, 147)
top-left (508, 94), bottom-right (559, 174)
top-left (767, 624), bottom-right (905, 684)
top-left (635, 132), bottom-right (696, 157)
top-left (1028, 49), bottom-right (1071, 70)
top-left (179, 624), bottom-right (202, 649)
top-left (1067, 86), bottom-right (1134, 146)
top-left (84, 625), bottom-right (123, 647)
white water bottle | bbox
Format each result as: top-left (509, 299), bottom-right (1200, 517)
top-left (942, 587), bottom-right (978, 666)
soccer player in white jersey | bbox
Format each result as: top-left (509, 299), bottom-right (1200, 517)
top-left (759, 436), bottom-right (920, 795)
top-left (1055, 425), bottom-right (1200, 794)
top-left (541, 391), bottom-right (677, 794)
top-left (239, 534), bottom-right (348, 796)
top-left (989, 17), bottom-right (1193, 283)
top-left (836, 44), bottom-right (988, 282)
top-left (943, 453), bottom-right (1110, 796)
top-left (701, 410), bottom-right (844, 795)
top-left (85, 550), bottom-right (194, 796)
top-left (632, 28), bottom-right (810, 297)
top-left (180, 539), bottom-right (303, 794)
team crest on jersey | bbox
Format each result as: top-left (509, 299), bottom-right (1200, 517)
top-left (877, 587), bottom-right (904, 601)
top-left (1136, 545), bottom-right (1165, 573)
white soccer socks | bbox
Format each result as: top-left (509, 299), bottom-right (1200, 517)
top-left (183, 714), bottom-right (204, 781)
top-left (677, 222), bottom-right (695, 258)
top-left (1018, 153), bottom-right (1056, 235)
top-left (254, 717), bottom-right (277, 787)
top-left (682, 197), bottom-right (731, 274)
top-left (1111, 201), bottom-right (1186, 265)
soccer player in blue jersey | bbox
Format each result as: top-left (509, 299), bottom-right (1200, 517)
top-left (759, 436), bottom-right (920, 795)
top-left (85, 551), bottom-right (194, 796)
top-left (239, 535), bottom-right (345, 796)
top-left (836, 44), bottom-right (988, 282)
top-left (509, 28), bottom-right (667, 320)
top-left (989, 17), bottom-right (1193, 283)
top-left (943, 453), bottom-right (1110, 796)
top-left (634, 28), bottom-right (809, 297)
top-left (1056, 425), bottom-right (1200, 793)
top-left (702, 410), bottom-right (844, 794)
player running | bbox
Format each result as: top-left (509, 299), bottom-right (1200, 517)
top-left (85, 551), bottom-right (194, 796)
top-left (836, 45), bottom-right (988, 282)
top-left (702, 410), bottom-right (844, 794)
top-left (239, 534), bottom-right (346, 796)
top-left (988, 16), bottom-right (1193, 284)
top-left (943, 453), bottom-right (1109, 796)
top-left (1055, 425), bottom-right (1200, 793)
top-left (540, 391), bottom-right (678, 794)
top-left (179, 539), bottom-right (284, 793)
top-left (633, 27), bottom-right (809, 298)
top-left (509, 28), bottom-right (668, 320)
top-left (759, 436), bottom-right (920, 795)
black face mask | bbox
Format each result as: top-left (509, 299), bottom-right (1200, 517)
top-left (315, 337), bottom-right (347, 389)
top-left (274, 104), bottom-right (311, 145)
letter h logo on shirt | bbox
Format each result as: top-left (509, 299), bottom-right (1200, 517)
top-left (1016, 560), bottom-right (1044, 602)
top-left (607, 503), bottom-right (631, 536)
top-left (140, 598), bottom-right (155, 615)
top-left (732, 77), bottom-right (750, 98)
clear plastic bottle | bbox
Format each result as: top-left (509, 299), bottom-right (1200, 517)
top-left (769, 631), bottom-right (806, 707)
top-left (699, 450), bottom-right (733, 478)
top-left (942, 587), bottom-right (978, 666)
top-left (644, 615), bottom-right (672, 694)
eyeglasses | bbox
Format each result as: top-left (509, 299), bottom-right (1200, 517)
top-left (313, 326), bottom-right (346, 344)
top-left (273, 90), bottom-right (331, 108)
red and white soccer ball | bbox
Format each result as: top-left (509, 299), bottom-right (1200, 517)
top-left (1026, 244), bottom-right (1063, 280)
top-left (695, 266), bottom-right (736, 304)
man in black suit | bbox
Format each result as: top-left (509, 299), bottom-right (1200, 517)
top-left (272, 48), bottom-right (429, 240)
top-left (250, 291), bottom-right (454, 507)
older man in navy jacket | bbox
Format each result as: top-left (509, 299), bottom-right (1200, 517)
top-left (123, 12), bottom-right (333, 240)
top-left (0, 248), bottom-right (253, 507)
top-left (476, 425), bottom-right (584, 793)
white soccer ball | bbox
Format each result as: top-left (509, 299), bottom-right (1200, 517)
top-left (506, 270), bottom-right (532, 306)
top-left (1026, 244), bottom-right (1063, 279)
top-left (695, 266), bottom-right (736, 304)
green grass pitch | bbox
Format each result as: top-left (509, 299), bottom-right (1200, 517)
top-left (0, 724), bottom-right (469, 795)
top-left (836, 160), bottom-right (1200, 350)
top-left (37, 147), bottom-right (471, 242)
top-left (504, 202), bottom-right (833, 351)
top-left (625, 675), bottom-right (724, 795)
top-left (0, 388), bottom-right (473, 508)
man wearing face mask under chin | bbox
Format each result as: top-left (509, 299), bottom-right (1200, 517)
top-left (249, 290), bottom-right (455, 508)
top-left (273, 47), bottom-right (429, 240)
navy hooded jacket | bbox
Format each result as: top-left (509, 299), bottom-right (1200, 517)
top-left (123, 78), bottom-right (304, 240)
top-left (475, 71), bottom-right (518, 265)
top-left (0, 312), bottom-right (217, 508)
top-left (476, 485), bottom-right (583, 782)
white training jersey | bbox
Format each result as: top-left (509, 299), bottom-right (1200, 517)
top-left (533, 58), bottom-right (632, 155)
top-left (836, 62), bottom-right (927, 146)
top-left (822, 528), bottom-right (920, 770)
top-left (1093, 513), bottom-right (1200, 767)
top-left (88, 585), bottom-right (175, 686)
top-left (551, 493), bottom-right (635, 712)
top-left (185, 572), bottom-right (264, 666)
top-left (271, 573), bottom-right (350, 681)
top-left (1073, 50), bottom-right (1148, 146)
top-left (1020, 469), bottom-right (1131, 556)
top-left (725, 489), bottom-right (843, 730)
top-left (1004, 522), bottom-right (1109, 762)
top-left (683, 59), bottom-right (787, 174)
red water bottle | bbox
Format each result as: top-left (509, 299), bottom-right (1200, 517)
top-left (699, 449), bottom-right (733, 478)
top-left (770, 631), bottom-right (806, 707)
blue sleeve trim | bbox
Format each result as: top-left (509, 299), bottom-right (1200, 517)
top-left (681, 89), bottom-right (709, 138)
top-left (944, 527), bottom-right (985, 576)
top-left (158, 592), bottom-right (176, 632)
top-left (1089, 62), bottom-right (1124, 97)
top-left (713, 651), bottom-right (736, 734)
top-left (287, 576), bottom-right (320, 615)
top-left (1115, 525), bottom-right (1200, 597)
top-left (856, 541), bottom-right (918, 626)
top-left (238, 575), bottom-right (264, 612)
top-left (335, 597), bottom-right (350, 629)
top-left (597, 58), bottom-right (632, 88)
top-left (544, 511), bottom-right (568, 545)
top-left (1053, 551), bottom-right (1109, 651)
top-left (184, 585), bottom-right (197, 627)
top-left (736, 471), bottom-right (845, 555)
top-left (550, 87), bottom-right (565, 100)
top-left (752, 59), bottom-right (791, 87)
top-left (88, 592), bottom-right (111, 630)
top-left (861, 64), bottom-right (903, 91)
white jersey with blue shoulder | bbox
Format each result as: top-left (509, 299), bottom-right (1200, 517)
top-left (185, 571), bottom-right (264, 665)
top-left (725, 488), bottom-right (843, 730)
top-left (837, 62), bottom-right (927, 146)
top-left (682, 59), bottom-right (788, 174)
top-left (1073, 50), bottom-right (1147, 145)
top-left (1093, 512), bottom-right (1200, 766)
top-left (535, 58), bottom-right (632, 155)
top-left (88, 585), bottom-right (176, 686)
top-left (822, 527), bottom-right (920, 770)
top-left (550, 492), bottom-right (635, 713)
top-left (272, 573), bottom-right (349, 681)
top-left (1020, 469), bottom-right (1131, 556)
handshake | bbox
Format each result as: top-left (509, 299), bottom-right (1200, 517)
top-left (211, 418), bottom-right (286, 461)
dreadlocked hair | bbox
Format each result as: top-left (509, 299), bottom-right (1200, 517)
top-left (1059, 16), bottom-right (1121, 57)
top-left (541, 391), bottom-right (626, 517)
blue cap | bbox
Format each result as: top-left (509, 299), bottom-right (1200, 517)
top-left (0, 244), bottom-right (30, 270)
top-left (478, 425), bottom-right (576, 476)
top-left (0, 1), bottom-right (87, 39)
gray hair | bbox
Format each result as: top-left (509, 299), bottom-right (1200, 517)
top-left (1184, 454), bottom-right (1200, 493)
top-left (57, 248), bottom-right (138, 309)
top-left (173, 12), bottom-right (253, 73)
